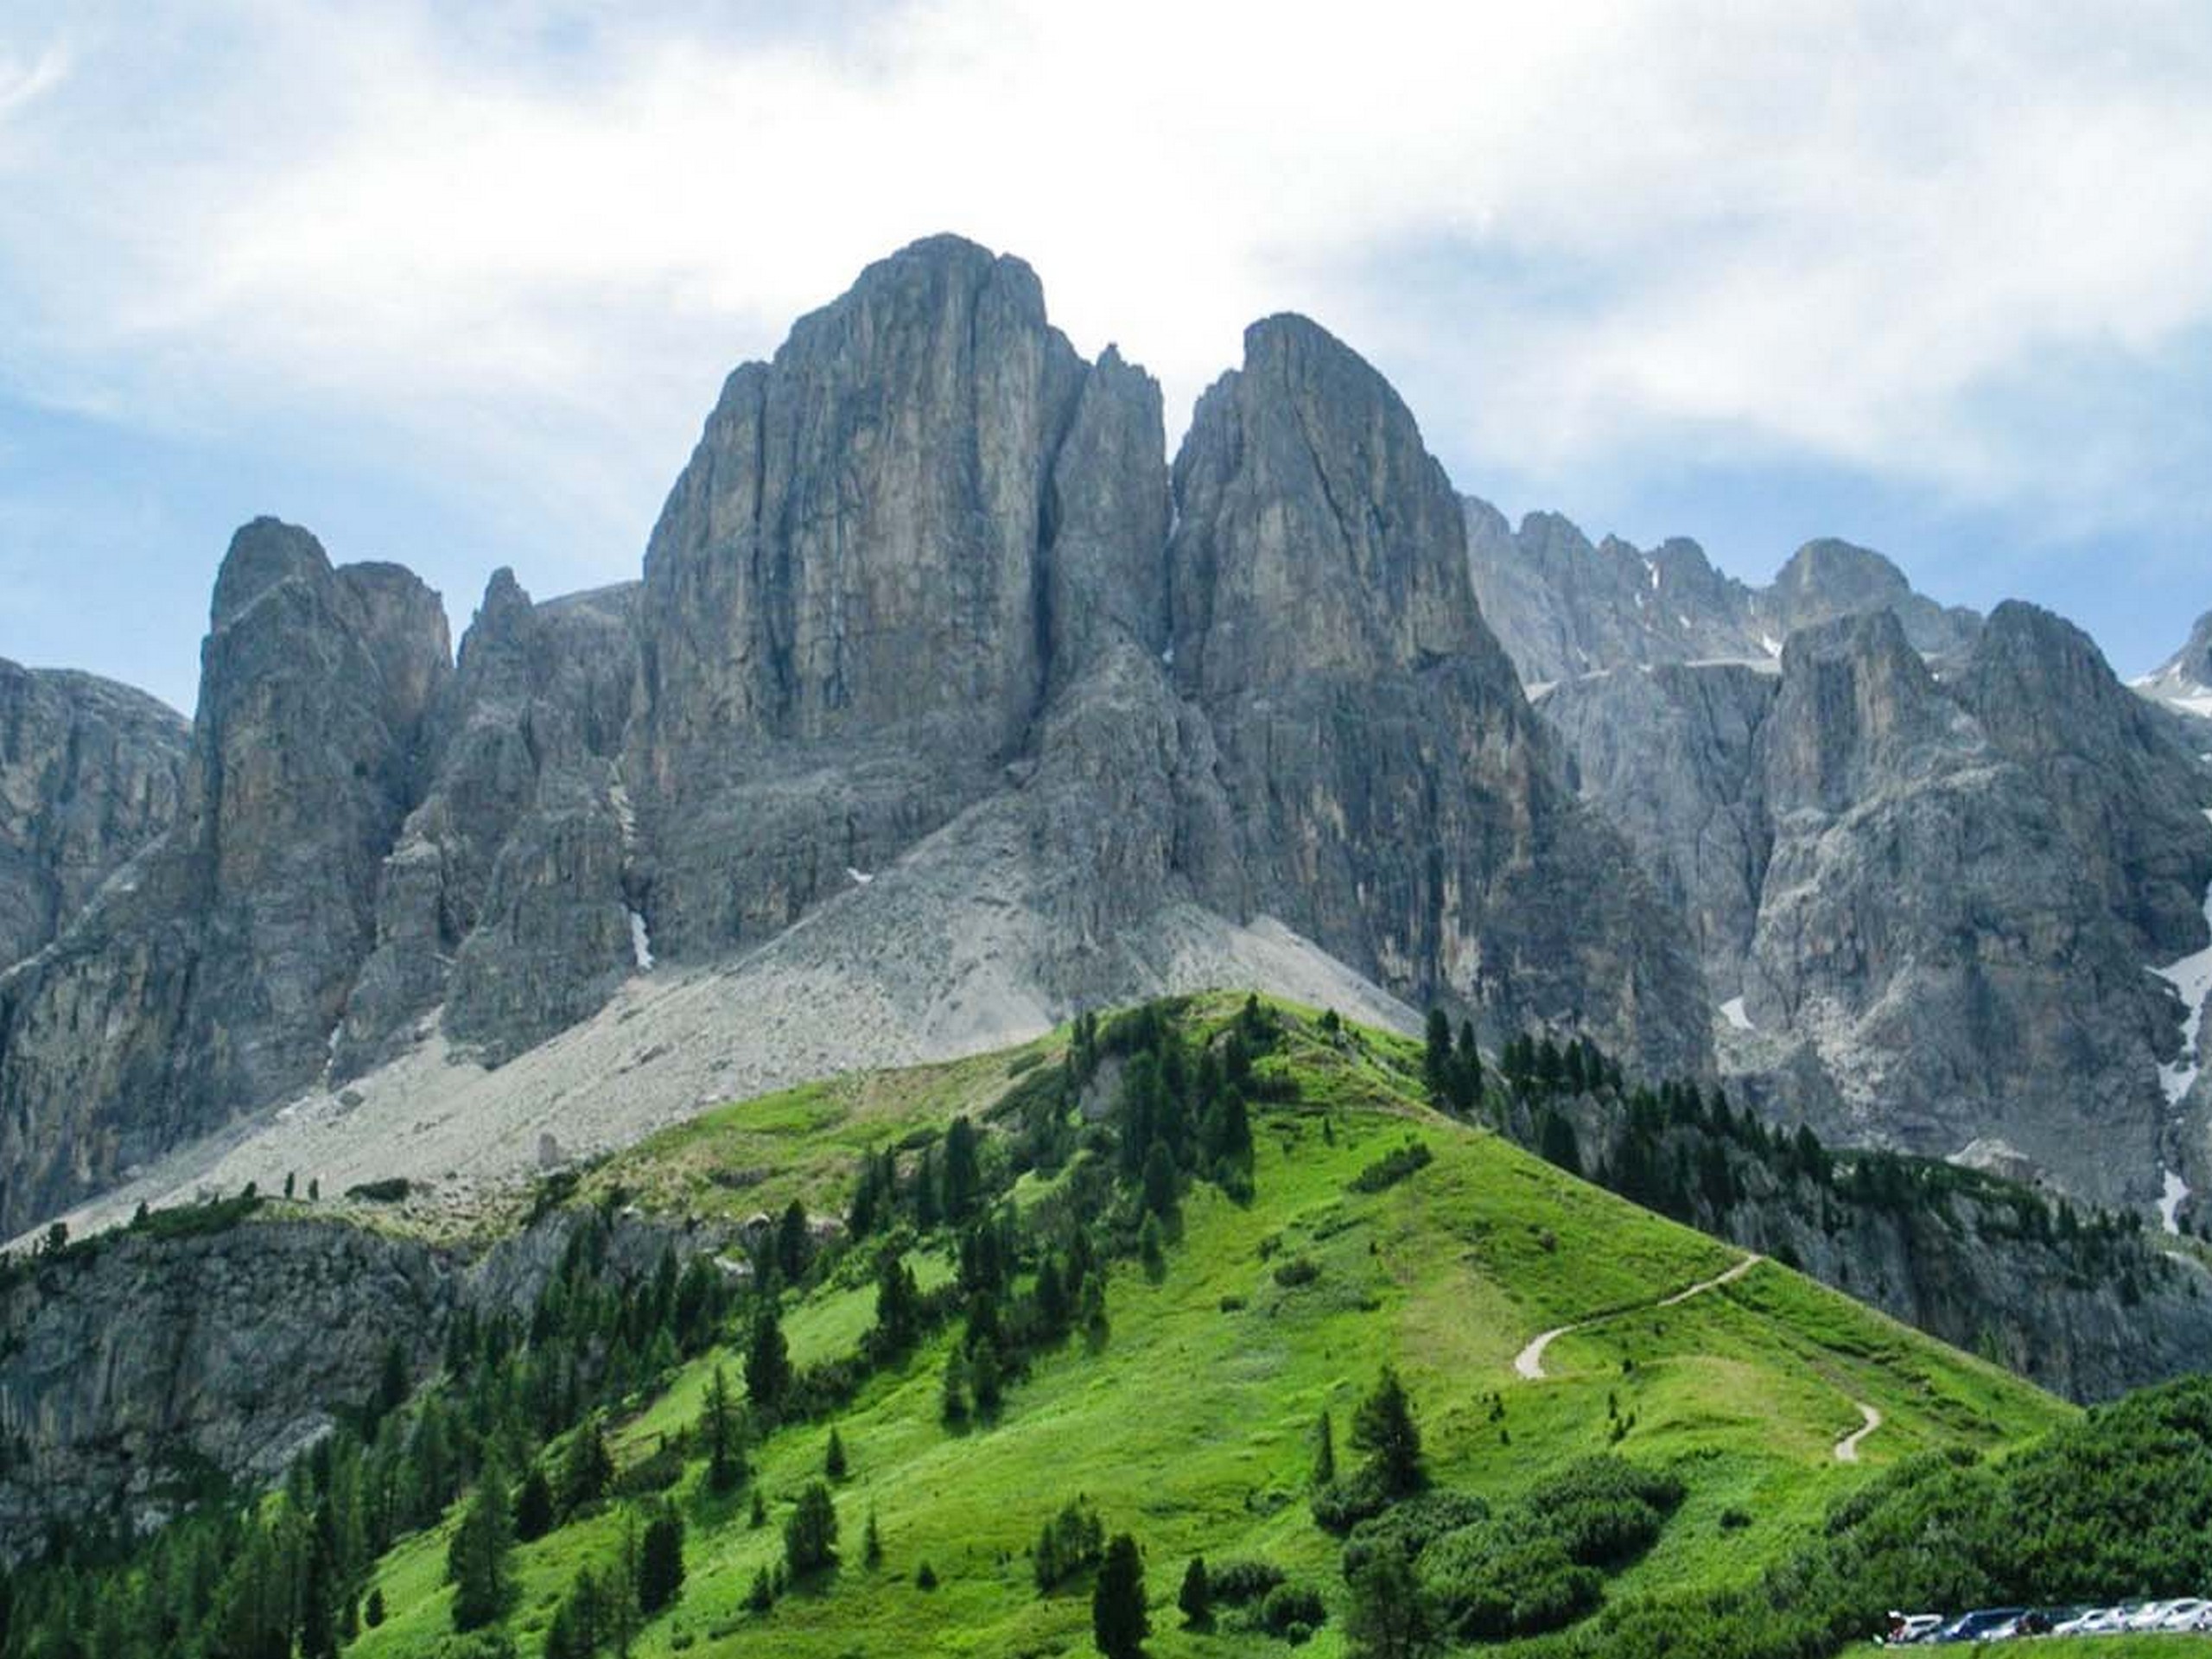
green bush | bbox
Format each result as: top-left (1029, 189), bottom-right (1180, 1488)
top-left (1261, 1582), bottom-right (1327, 1637)
top-left (1207, 1559), bottom-right (1286, 1605)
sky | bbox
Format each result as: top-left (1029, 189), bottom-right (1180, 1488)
top-left (3, 1), bottom-right (2210, 715)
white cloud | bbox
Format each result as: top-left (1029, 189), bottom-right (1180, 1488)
top-left (3, 0), bottom-right (2212, 566)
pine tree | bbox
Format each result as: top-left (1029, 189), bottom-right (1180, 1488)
top-left (513, 1465), bottom-right (555, 1541)
top-left (1344, 1546), bottom-right (1433, 1659)
top-left (1141, 1141), bottom-right (1178, 1217)
top-left (864, 1507), bottom-right (884, 1570)
top-left (1139, 1213), bottom-right (1166, 1282)
top-left (1352, 1367), bottom-right (1425, 1497)
top-left (364, 1586), bottom-right (385, 1629)
top-left (825, 1427), bottom-right (849, 1480)
top-left (1449, 1020), bottom-right (1483, 1115)
top-left (969, 1338), bottom-right (1003, 1419)
top-left (702, 1363), bottom-right (746, 1495)
top-left (299, 1537), bottom-right (339, 1659)
top-left (1033, 1254), bottom-right (1070, 1339)
top-left (446, 1462), bottom-right (514, 1630)
top-left (746, 1304), bottom-right (792, 1423)
top-left (559, 1419), bottom-right (613, 1516)
top-left (1423, 1007), bottom-right (1452, 1100)
top-left (784, 1482), bottom-right (839, 1577)
top-left (636, 1504), bottom-right (685, 1615)
top-left (1091, 1532), bottom-right (1148, 1659)
top-left (775, 1200), bottom-right (810, 1283)
top-left (748, 1488), bottom-right (767, 1529)
top-left (744, 1566), bottom-right (775, 1613)
top-left (942, 1116), bottom-right (982, 1224)
top-left (1179, 1555), bottom-right (1212, 1628)
top-left (871, 1252), bottom-right (922, 1357)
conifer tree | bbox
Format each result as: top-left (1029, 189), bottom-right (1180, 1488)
top-left (1424, 1007), bottom-right (1452, 1100)
top-left (702, 1363), bottom-right (746, 1494)
top-left (784, 1482), bottom-right (839, 1577)
top-left (446, 1460), bottom-right (514, 1630)
top-left (513, 1465), bottom-right (555, 1541)
top-left (559, 1418), bottom-right (613, 1515)
top-left (1179, 1555), bottom-right (1212, 1628)
top-left (746, 1303), bottom-right (792, 1423)
top-left (637, 1503), bottom-right (685, 1615)
top-left (943, 1116), bottom-right (982, 1224)
top-left (1352, 1367), bottom-right (1425, 1497)
top-left (1091, 1533), bottom-right (1148, 1659)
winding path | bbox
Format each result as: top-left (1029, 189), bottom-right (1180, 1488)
top-left (1834, 1402), bottom-right (1882, 1463)
top-left (1512, 1253), bottom-right (1764, 1381)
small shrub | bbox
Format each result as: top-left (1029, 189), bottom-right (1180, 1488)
top-left (1262, 1582), bottom-right (1328, 1637)
top-left (346, 1177), bottom-right (412, 1204)
top-left (1349, 1140), bottom-right (1434, 1194)
top-left (1208, 1560), bottom-right (1287, 1605)
top-left (1273, 1257), bottom-right (1321, 1289)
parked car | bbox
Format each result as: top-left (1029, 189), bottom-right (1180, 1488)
top-left (1883, 1611), bottom-right (1946, 1644)
top-left (2156, 1598), bottom-right (2212, 1630)
top-left (2057, 1605), bottom-right (2129, 1636)
top-left (2123, 1599), bottom-right (2189, 1630)
top-left (1931, 1608), bottom-right (2026, 1643)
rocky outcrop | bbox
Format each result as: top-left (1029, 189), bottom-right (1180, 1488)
top-left (1465, 499), bottom-right (1980, 687)
top-left (0, 1201), bottom-right (726, 1556)
top-left (1171, 317), bottom-right (1709, 1072)
top-left (336, 575), bottom-right (641, 1073)
top-left (0, 1218), bottom-right (454, 1553)
top-left (2135, 610), bottom-right (2212, 725)
top-left (1547, 661), bottom-right (1777, 995)
top-left (1542, 608), bottom-right (2212, 1209)
top-left (0, 523), bottom-right (448, 1233)
top-left (0, 664), bottom-right (188, 970)
top-left (632, 238), bottom-right (1101, 962)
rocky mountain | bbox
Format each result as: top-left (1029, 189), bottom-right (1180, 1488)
top-left (2136, 609), bottom-right (2212, 726)
top-left (1463, 497), bottom-right (1981, 688)
top-left (1541, 604), bottom-right (2212, 1211)
top-left (0, 662), bottom-right (188, 971)
top-left (0, 524), bottom-right (448, 1235)
top-left (0, 236), bottom-right (1705, 1240)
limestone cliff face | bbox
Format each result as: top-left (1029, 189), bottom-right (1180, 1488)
top-left (337, 574), bottom-right (641, 1073)
top-left (0, 522), bottom-right (448, 1233)
top-left (0, 1204), bottom-right (718, 1557)
top-left (1169, 317), bottom-right (1710, 1073)
top-left (0, 663), bottom-right (188, 970)
top-left (0, 1220), bottom-right (454, 1553)
top-left (635, 239), bottom-right (1090, 960)
top-left (1543, 609), bottom-right (2212, 1208)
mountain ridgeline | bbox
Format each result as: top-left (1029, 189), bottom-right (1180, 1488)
top-left (1466, 498), bottom-right (2212, 1212)
top-left (0, 235), bottom-right (1706, 1238)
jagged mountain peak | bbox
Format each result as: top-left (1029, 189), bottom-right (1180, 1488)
top-left (208, 516), bottom-right (332, 629)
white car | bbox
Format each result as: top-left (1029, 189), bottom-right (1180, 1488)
top-left (2158, 1599), bottom-right (2212, 1631)
top-left (2051, 1606), bottom-right (2123, 1637)
top-left (2123, 1599), bottom-right (2186, 1631)
top-left (1884, 1612), bottom-right (1944, 1644)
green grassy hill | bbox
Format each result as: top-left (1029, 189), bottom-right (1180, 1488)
top-left (346, 995), bottom-right (2069, 1658)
